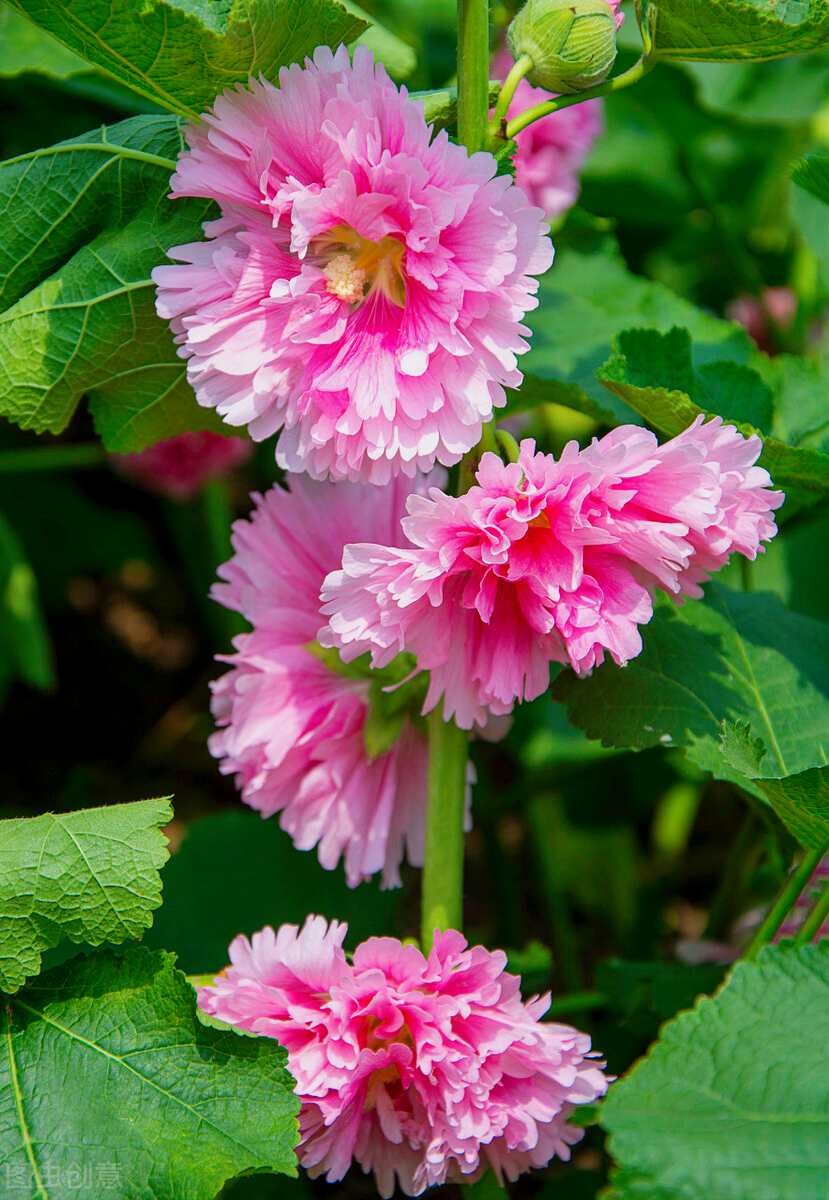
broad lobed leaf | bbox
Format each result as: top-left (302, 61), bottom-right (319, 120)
top-left (5, 0), bottom-right (368, 116)
top-left (0, 116), bottom-right (232, 451)
top-left (551, 585), bottom-right (829, 835)
top-left (0, 798), bottom-right (171, 992)
top-left (645, 0), bottom-right (829, 63)
top-left (0, 948), bottom-right (300, 1196)
top-left (602, 943), bottom-right (829, 1200)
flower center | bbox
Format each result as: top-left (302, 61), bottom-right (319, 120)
top-left (319, 225), bottom-right (406, 308)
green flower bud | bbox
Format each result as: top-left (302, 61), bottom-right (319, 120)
top-left (507, 0), bottom-right (618, 94)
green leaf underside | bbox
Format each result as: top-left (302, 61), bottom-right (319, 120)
top-left (646, 0), bottom-right (829, 63)
top-left (602, 944), bottom-right (829, 1200)
top-left (5, 0), bottom-right (367, 117)
top-left (0, 116), bottom-right (234, 452)
top-left (515, 237), bottom-right (753, 426)
top-left (0, 798), bottom-right (171, 992)
top-left (551, 584), bottom-right (829, 807)
top-left (0, 948), bottom-right (299, 1196)
top-left (720, 723), bottom-right (829, 848)
top-left (0, 4), bottom-right (88, 76)
top-left (599, 326), bottom-right (829, 493)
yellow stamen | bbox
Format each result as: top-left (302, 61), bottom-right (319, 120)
top-left (324, 253), bottom-right (367, 303)
top-left (317, 224), bottom-right (407, 308)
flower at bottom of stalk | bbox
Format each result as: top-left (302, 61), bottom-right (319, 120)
top-left (320, 418), bottom-right (783, 729)
top-left (198, 916), bottom-right (609, 1198)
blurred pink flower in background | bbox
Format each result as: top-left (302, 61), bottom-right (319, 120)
top-left (726, 287), bottom-right (797, 354)
top-left (199, 916), bottom-right (608, 1196)
top-left (209, 472), bottom-right (462, 888)
top-left (322, 418), bottom-right (782, 728)
top-left (111, 430), bottom-right (251, 500)
top-left (492, 44), bottom-right (604, 218)
top-left (153, 46), bottom-right (553, 484)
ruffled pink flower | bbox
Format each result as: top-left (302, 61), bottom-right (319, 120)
top-left (321, 417), bottom-right (783, 728)
top-left (111, 430), bottom-right (251, 500)
top-left (210, 471), bottom-right (458, 888)
top-left (492, 45), bottom-right (604, 217)
top-left (153, 45), bottom-right (553, 484)
top-left (199, 917), bottom-right (608, 1196)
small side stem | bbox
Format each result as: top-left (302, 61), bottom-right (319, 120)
top-left (794, 879), bottom-right (829, 945)
top-left (488, 51), bottom-right (533, 132)
top-left (504, 53), bottom-right (653, 140)
top-left (421, 709), bottom-right (470, 949)
top-left (0, 443), bottom-right (107, 473)
top-left (743, 844), bottom-right (828, 961)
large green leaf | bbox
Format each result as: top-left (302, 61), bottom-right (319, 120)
top-left (0, 1), bottom-right (87, 76)
top-left (143, 809), bottom-right (401, 973)
top-left (602, 944), bottom-right (829, 1200)
top-left (0, 508), bottom-right (54, 694)
top-left (0, 116), bottom-right (231, 452)
top-left (0, 948), bottom-right (299, 1195)
top-left (6, 0), bottom-right (367, 117)
top-left (551, 585), bottom-right (829, 800)
top-left (0, 798), bottom-right (171, 992)
top-left (514, 236), bottom-right (752, 425)
top-left (719, 722), bottom-right (829, 848)
top-left (644, 0), bottom-right (829, 63)
top-left (598, 326), bottom-right (829, 493)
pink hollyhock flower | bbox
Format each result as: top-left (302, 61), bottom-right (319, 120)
top-left (199, 917), bottom-right (608, 1195)
top-left (725, 287), bottom-right (797, 354)
top-left (152, 45), bottom-right (553, 485)
top-left (321, 417), bottom-right (782, 728)
top-left (492, 44), bottom-right (604, 217)
top-left (210, 471), bottom-right (467, 888)
top-left (111, 430), bottom-right (251, 500)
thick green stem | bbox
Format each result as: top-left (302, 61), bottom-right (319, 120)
top-left (0, 443), bottom-right (107, 473)
top-left (421, 710), bottom-right (470, 949)
top-left (743, 844), bottom-right (829, 961)
top-left (794, 878), bottom-right (829, 945)
top-left (457, 0), bottom-right (491, 153)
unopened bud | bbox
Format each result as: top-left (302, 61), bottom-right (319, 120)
top-left (507, 0), bottom-right (618, 94)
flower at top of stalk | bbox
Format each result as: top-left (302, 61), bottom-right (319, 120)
top-left (507, 0), bottom-right (624, 95)
top-left (110, 430), bottom-right (252, 501)
top-left (152, 45), bottom-right (554, 485)
top-left (209, 470), bottom-right (473, 889)
top-left (492, 42), bottom-right (604, 218)
top-left (320, 417), bottom-right (783, 729)
top-left (198, 916), bottom-right (608, 1196)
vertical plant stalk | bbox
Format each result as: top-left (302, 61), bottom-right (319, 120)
top-left (421, 709), bottom-right (470, 949)
top-left (743, 843), bottom-right (828, 961)
top-left (457, 0), bottom-right (491, 153)
top-left (794, 878), bottom-right (829, 945)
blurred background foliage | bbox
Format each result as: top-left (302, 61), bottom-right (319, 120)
top-left (1, 0), bottom-right (828, 1195)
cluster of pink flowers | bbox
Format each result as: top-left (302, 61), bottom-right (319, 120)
top-left (199, 917), bottom-right (608, 1196)
top-left (112, 430), bottom-right (251, 500)
top-left (149, 38), bottom-right (787, 1196)
top-left (153, 45), bottom-right (552, 484)
top-left (210, 471), bottom-right (456, 888)
top-left (321, 418), bottom-right (782, 728)
top-left (492, 44), bottom-right (604, 218)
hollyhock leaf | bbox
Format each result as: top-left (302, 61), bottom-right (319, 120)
top-left (4, 0), bottom-right (367, 117)
top-left (0, 508), bottom-right (55, 693)
top-left (0, 798), bottom-right (171, 993)
top-left (142, 810), bottom-right (399, 973)
top-left (515, 235), bottom-right (752, 422)
top-left (600, 326), bottom-right (829, 493)
top-left (0, 115), bottom-right (229, 451)
top-left (644, 0), bottom-right (829, 63)
top-left (792, 153), bottom-right (829, 207)
top-left (0, 948), bottom-right (299, 1193)
top-left (720, 723), bottom-right (829, 848)
top-left (342, 0), bottom-right (417, 78)
top-left (602, 944), bottom-right (829, 1200)
top-left (681, 55), bottom-right (829, 123)
top-left (0, 4), bottom-right (87, 76)
top-left (551, 585), bottom-right (829, 801)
